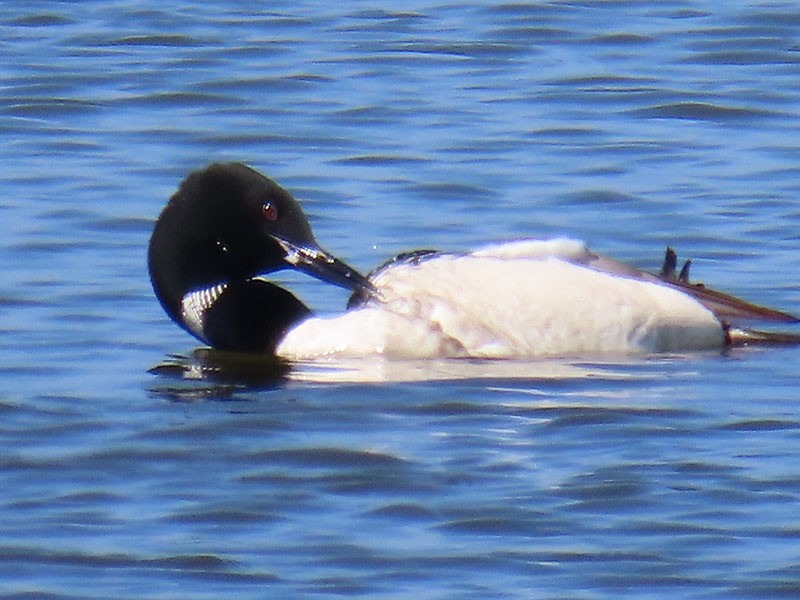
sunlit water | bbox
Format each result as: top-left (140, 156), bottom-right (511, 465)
top-left (2, 1), bottom-right (800, 598)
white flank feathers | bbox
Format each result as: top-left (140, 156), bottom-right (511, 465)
top-left (276, 239), bottom-right (725, 360)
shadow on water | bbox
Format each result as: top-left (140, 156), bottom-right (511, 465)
top-left (145, 344), bottom-right (759, 401)
top-left (148, 349), bottom-right (291, 402)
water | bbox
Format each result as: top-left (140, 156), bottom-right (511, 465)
top-left (2, 1), bottom-right (800, 597)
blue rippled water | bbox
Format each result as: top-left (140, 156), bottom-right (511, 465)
top-left (2, 1), bottom-right (800, 598)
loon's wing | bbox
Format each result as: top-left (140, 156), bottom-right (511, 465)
top-left (585, 246), bottom-right (798, 324)
top-left (654, 275), bottom-right (798, 324)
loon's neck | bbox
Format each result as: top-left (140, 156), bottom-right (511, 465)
top-left (180, 279), bottom-right (312, 354)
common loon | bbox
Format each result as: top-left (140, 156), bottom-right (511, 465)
top-left (148, 163), bottom-right (798, 359)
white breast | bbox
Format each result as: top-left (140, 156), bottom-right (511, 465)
top-left (276, 239), bottom-right (725, 360)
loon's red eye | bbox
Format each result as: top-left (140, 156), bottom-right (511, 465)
top-left (262, 201), bottom-right (278, 221)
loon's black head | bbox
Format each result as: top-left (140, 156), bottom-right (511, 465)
top-left (148, 162), bottom-right (372, 354)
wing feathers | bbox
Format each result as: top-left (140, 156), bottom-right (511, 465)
top-left (662, 279), bottom-right (799, 324)
top-left (581, 244), bottom-right (798, 324)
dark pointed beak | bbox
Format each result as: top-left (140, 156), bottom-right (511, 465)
top-left (270, 234), bottom-right (378, 296)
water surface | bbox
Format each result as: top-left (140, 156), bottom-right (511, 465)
top-left (2, 1), bottom-right (800, 598)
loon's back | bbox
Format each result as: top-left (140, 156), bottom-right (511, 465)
top-left (277, 239), bottom-right (729, 359)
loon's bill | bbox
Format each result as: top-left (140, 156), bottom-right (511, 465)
top-left (269, 233), bottom-right (376, 296)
